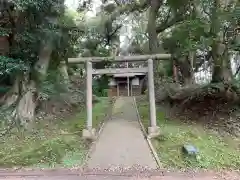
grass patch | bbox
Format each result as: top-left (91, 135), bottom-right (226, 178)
top-left (0, 97), bottom-right (110, 168)
top-left (138, 101), bottom-right (240, 170)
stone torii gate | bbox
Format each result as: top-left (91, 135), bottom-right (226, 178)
top-left (67, 54), bottom-right (171, 139)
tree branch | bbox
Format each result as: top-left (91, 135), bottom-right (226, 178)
top-left (109, 24), bottom-right (122, 37)
top-left (156, 15), bottom-right (185, 34)
top-left (162, 7), bottom-right (172, 25)
top-left (105, 24), bottom-right (122, 46)
top-left (109, 0), bottom-right (148, 22)
top-left (234, 65), bottom-right (240, 77)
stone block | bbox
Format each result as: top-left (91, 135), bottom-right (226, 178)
top-left (182, 144), bottom-right (198, 157)
top-left (82, 128), bottom-right (96, 140)
top-left (148, 126), bottom-right (161, 138)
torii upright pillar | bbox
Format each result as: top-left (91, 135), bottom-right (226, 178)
top-left (147, 59), bottom-right (160, 138)
top-left (82, 61), bottom-right (96, 139)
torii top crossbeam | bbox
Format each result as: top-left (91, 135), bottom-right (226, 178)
top-left (68, 53), bottom-right (171, 63)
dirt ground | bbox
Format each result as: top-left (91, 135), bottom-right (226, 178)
top-left (0, 169), bottom-right (239, 180)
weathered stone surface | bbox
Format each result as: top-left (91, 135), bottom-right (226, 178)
top-left (148, 126), bottom-right (161, 139)
top-left (182, 144), bottom-right (198, 156)
top-left (82, 128), bottom-right (96, 140)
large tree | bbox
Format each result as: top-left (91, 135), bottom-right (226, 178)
top-left (85, 0), bottom-right (240, 101)
top-left (0, 0), bottom-right (81, 127)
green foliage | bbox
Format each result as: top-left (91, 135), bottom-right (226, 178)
top-left (163, 58), bottom-right (174, 77)
top-left (162, 17), bottom-right (209, 56)
top-left (8, 0), bottom-right (65, 61)
top-left (0, 56), bottom-right (28, 76)
top-left (76, 11), bottom-right (118, 90)
top-left (77, 4), bottom-right (121, 58)
top-left (166, 0), bottom-right (192, 14)
top-left (38, 70), bottom-right (67, 100)
top-left (50, 10), bottom-right (83, 69)
top-left (0, 0), bottom-right (81, 84)
top-left (0, 87), bottom-right (10, 94)
top-left (0, 27), bottom-right (9, 36)
top-left (93, 75), bottom-right (109, 97)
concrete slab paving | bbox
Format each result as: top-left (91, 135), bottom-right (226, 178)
top-left (87, 97), bottom-right (157, 169)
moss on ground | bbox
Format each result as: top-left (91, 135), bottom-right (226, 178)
top-left (0, 97), bottom-right (110, 168)
top-left (138, 101), bottom-right (240, 170)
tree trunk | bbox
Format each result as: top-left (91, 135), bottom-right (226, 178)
top-left (14, 42), bottom-right (53, 127)
top-left (176, 56), bottom-right (195, 86)
top-left (211, 43), bottom-right (232, 83)
top-left (183, 75), bottom-right (194, 86)
top-left (173, 60), bottom-right (179, 83)
top-left (14, 79), bottom-right (37, 127)
top-left (147, 2), bottom-right (160, 54)
top-left (210, 0), bottom-right (233, 83)
top-left (59, 61), bottom-right (69, 81)
top-left (34, 42), bottom-right (53, 81)
top-left (147, 0), bottom-right (163, 85)
top-left (0, 76), bottom-right (20, 107)
top-left (186, 51), bottom-right (195, 85)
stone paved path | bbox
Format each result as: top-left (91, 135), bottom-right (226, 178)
top-left (87, 97), bottom-right (157, 169)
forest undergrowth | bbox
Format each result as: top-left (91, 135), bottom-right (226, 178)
top-left (0, 73), bottom-right (110, 168)
top-left (137, 82), bottom-right (240, 169)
